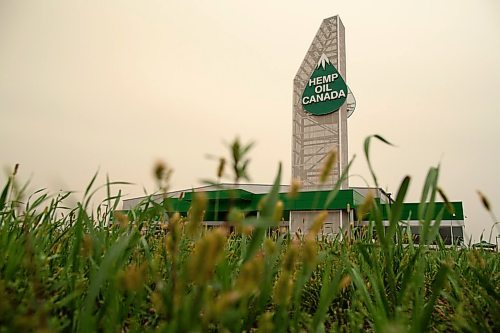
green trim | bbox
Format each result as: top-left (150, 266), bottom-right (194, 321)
top-left (277, 190), bottom-right (356, 211)
top-left (362, 202), bottom-right (464, 221)
top-left (183, 189), bottom-right (253, 201)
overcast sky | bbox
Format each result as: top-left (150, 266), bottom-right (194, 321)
top-left (1, 0), bottom-right (499, 242)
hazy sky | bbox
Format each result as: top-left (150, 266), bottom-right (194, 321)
top-left (1, 0), bottom-right (499, 242)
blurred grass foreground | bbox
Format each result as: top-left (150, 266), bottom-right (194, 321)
top-left (0, 137), bottom-right (499, 332)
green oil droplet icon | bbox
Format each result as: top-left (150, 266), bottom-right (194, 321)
top-left (302, 54), bottom-right (348, 116)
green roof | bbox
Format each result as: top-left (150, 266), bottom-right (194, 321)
top-left (130, 187), bottom-right (463, 222)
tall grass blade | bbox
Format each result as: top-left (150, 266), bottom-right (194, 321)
top-left (242, 163), bottom-right (281, 263)
top-left (412, 262), bottom-right (450, 333)
top-left (324, 156), bottom-right (356, 208)
top-left (363, 135), bottom-right (393, 188)
top-left (0, 178), bottom-right (11, 212)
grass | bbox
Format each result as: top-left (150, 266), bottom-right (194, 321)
top-left (0, 137), bottom-right (499, 332)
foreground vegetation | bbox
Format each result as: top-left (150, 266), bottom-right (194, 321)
top-left (0, 137), bottom-right (499, 332)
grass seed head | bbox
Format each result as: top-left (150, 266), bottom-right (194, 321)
top-left (256, 312), bottom-right (275, 333)
top-left (320, 149), bottom-right (337, 184)
top-left (272, 200), bottom-right (284, 223)
top-left (238, 224), bottom-right (254, 236)
top-left (113, 211), bottom-right (129, 229)
top-left (468, 250), bottom-right (486, 269)
top-left (121, 264), bottom-right (146, 292)
top-left (153, 160), bottom-right (173, 191)
top-left (272, 271), bottom-right (294, 306)
top-left (235, 252), bottom-right (264, 296)
top-left (288, 178), bottom-right (301, 199)
top-left (151, 291), bottom-right (165, 314)
top-left (81, 234), bottom-right (92, 257)
top-left (302, 238), bottom-right (318, 265)
top-left (357, 190), bottom-right (375, 221)
top-left (165, 236), bottom-right (175, 257)
top-left (438, 187), bottom-right (455, 215)
top-left (477, 190), bottom-right (491, 212)
top-left (228, 207), bottom-right (245, 225)
top-left (307, 210), bottom-right (328, 239)
top-left (165, 212), bottom-right (182, 256)
top-left (282, 241), bottom-right (300, 272)
top-left (340, 274), bottom-right (352, 290)
top-left (188, 228), bottom-right (226, 284)
top-left (214, 291), bottom-right (241, 317)
top-left (169, 211), bottom-right (181, 227)
top-left (263, 238), bottom-right (276, 256)
top-left (257, 194), bottom-right (267, 212)
top-left (217, 157), bottom-right (226, 179)
top-left (187, 191), bottom-right (207, 236)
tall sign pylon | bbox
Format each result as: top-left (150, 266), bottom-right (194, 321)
top-left (292, 15), bottom-right (349, 190)
top-left (290, 15), bottom-right (355, 235)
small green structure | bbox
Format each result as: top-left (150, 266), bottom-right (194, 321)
top-left (472, 241), bottom-right (497, 251)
